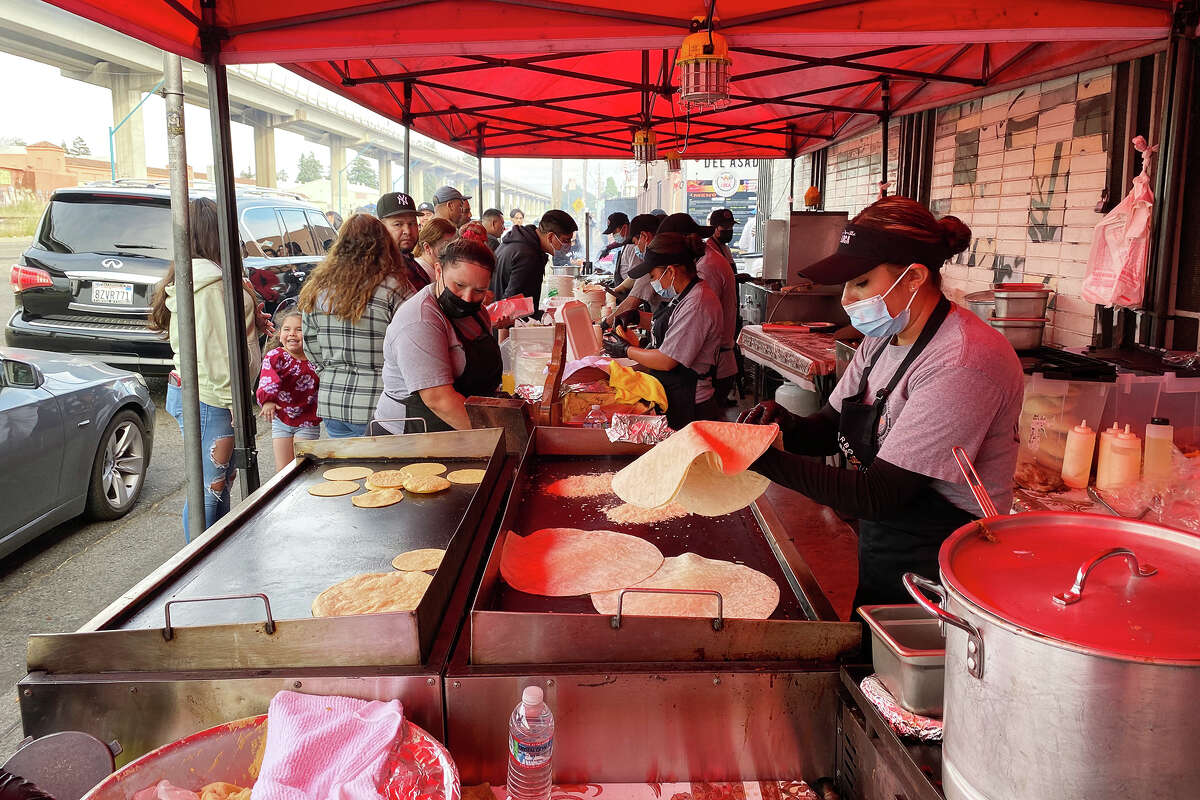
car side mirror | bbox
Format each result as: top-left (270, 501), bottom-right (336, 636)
top-left (1, 359), bottom-right (44, 389)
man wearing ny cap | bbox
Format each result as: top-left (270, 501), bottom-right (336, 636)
top-left (433, 186), bottom-right (472, 227)
top-left (598, 212), bottom-right (629, 262)
top-left (377, 191), bottom-right (432, 291)
top-left (417, 202), bottom-right (435, 226)
top-left (702, 208), bottom-right (741, 403)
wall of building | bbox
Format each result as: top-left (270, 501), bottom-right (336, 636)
top-left (823, 122), bottom-right (901, 219)
top-left (930, 68), bottom-right (1114, 348)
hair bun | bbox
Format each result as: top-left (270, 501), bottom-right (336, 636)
top-left (937, 216), bottom-right (972, 257)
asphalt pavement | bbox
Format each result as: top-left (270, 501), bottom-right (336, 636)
top-left (0, 237), bottom-right (278, 757)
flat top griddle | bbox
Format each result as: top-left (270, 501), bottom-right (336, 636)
top-left (115, 456), bottom-right (490, 630)
top-left (484, 455), bottom-right (808, 620)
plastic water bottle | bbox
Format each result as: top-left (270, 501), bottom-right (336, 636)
top-left (507, 686), bottom-right (554, 800)
top-left (583, 404), bottom-right (607, 429)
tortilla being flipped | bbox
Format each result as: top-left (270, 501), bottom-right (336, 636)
top-left (501, 528), bottom-right (664, 596)
top-left (312, 571), bottom-right (433, 617)
top-left (611, 421), bottom-right (778, 515)
top-left (591, 552), bottom-right (780, 619)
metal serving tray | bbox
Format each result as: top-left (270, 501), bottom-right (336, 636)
top-left (860, 604), bottom-right (945, 717)
top-left (469, 427), bottom-right (860, 664)
top-left (28, 429), bottom-right (505, 673)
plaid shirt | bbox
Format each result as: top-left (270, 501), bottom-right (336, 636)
top-left (303, 276), bottom-right (410, 425)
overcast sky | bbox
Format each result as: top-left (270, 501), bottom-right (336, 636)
top-left (0, 51), bottom-right (642, 198)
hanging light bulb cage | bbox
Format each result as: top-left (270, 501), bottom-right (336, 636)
top-left (632, 127), bottom-right (657, 163)
top-left (676, 17), bottom-right (732, 109)
top-left (665, 150), bottom-right (682, 172)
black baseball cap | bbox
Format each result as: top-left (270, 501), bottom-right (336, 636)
top-left (417, 201), bottom-right (435, 213)
top-left (709, 208), bottom-right (738, 227)
top-left (377, 192), bottom-right (417, 219)
top-left (650, 208), bottom-right (667, 217)
top-left (603, 212), bottom-right (630, 235)
top-left (802, 224), bottom-right (950, 284)
top-left (658, 212), bottom-right (714, 239)
top-left (628, 213), bottom-right (660, 239)
top-left (626, 233), bottom-right (696, 279)
top-left (433, 186), bottom-right (470, 204)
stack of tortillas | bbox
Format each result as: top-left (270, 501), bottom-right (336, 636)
top-left (612, 421), bottom-right (779, 516)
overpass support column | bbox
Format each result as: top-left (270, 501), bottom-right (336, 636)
top-left (100, 63), bottom-right (149, 179)
top-left (379, 154), bottom-right (393, 194)
top-left (246, 110), bottom-right (277, 187)
top-left (329, 135), bottom-right (348, 215)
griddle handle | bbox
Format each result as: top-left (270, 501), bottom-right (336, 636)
top-left (162, 593), bottom-right (277, 641)
top-left (368, 417), bottom-right (427, 435)
top-left (611, 588), bottom-right (725, 632)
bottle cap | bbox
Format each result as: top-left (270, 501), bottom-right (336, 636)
top-left (522, 686), bottom-right (544, 706)
top-left (1116, 423), bottom-right (1138, 441)
top-left (1073, 419), bottom-right (1093, 434)
top-left (1151, 417), bottom-right (1171, 426)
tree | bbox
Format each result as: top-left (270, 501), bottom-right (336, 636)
top-left (604, 176), bottom-right (619, 199)
top-left (297, 152), bottom-right (323, 183)
top-left (0, 136), bottom-right (26, 146)
top-left (346, 155), bottom-right (378, 189)
top-left (276, 168), bottom-right (289, 183)
top-left (68, 136), bottom-right (91, 156)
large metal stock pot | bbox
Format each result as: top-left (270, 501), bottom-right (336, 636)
top-left (904, 511), bottom-right (1200, 800)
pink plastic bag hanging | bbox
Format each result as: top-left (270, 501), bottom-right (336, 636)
top-left (1081, 136), bottom-right (1158, 308)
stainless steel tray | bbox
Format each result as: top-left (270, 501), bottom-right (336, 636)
top-left (861, 604), bottom-right (945, 717)
top-left (28, 429), bottom-right (505, 673)
top-left (469, 427), bottom-right (860, 664)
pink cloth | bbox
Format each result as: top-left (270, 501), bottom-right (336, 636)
top-left (250, 691), bottom-right (405, 800)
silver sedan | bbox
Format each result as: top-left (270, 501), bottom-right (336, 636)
top-left (0, 347), bottom-right (155, 558)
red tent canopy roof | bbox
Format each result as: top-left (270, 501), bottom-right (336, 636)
top-left (45, 0), bottom-right (1174, 157)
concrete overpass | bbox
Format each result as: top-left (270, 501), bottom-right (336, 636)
top-left (0, 0), bottom-right (551, 217)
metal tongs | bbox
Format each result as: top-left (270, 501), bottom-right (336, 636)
top-left (952, 445), bottom-right (1001, 541)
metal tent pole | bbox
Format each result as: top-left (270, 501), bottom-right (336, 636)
top-left (204, 54), bottom-right (261, 496)
top-left (476, 125), bottom-right (486, 209)
top-left (163, 52), bottom-right (206, 541)
top-left (493, 158), bottom-right (501, 210)
top-left (403, 83), bottom-right (413, 195)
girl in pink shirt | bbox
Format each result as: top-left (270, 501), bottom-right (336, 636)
top-left (257, 308), bottom-right (321, 472)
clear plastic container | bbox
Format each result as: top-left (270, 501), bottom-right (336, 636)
top-left (507, 686), bottom-right (554, 800)
top-left (583, 404), bottom-right (607, 429)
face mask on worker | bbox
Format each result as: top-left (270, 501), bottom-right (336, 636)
top-left (552, 233), bottom-right (572, 258)
top-left (843, 265), bottom-right (916, 338)
top-left (717, 228), bottom-right (734, 245)
top-left (436, 274), bottom-right (481, 319)
top-left (651, 268), bottom-right (677, 301)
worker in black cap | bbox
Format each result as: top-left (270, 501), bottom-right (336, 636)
top-left (603, 233), bottom-right (723, 429)
top-left (492, 209), bottom-right (578, 312)
top-left (603, 213), bottom-right (662, 321)
top-left (598, 212), bottom-right (630, 262)
top-left (708, 208), bottom-right (738, 266)
top-left (702, 208), bottom-right (741, 404)
top-left (417, 202), bottom-right (435, 226)
top-left (737, 196), bottom-right (1023, 621)
top-left (377, 191), bottom-right (431, 293)
top-left (433, 186), bottom-right (472, 226)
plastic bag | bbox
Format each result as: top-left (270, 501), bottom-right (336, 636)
top-left (1081, 137), bottom-right (1157, 308)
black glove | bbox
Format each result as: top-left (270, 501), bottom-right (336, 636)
top-left (736, 400), bottom-right (797, 433)
top-left (602, 332), bottom-right (630, 359)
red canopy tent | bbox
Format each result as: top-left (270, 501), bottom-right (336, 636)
top-left (44, 0), bottom-right (1174, 158)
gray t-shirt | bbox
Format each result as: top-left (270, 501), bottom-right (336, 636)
top-left (696, 239), bottom-right (738, 380)
top-left (375, 284), bottom-right (492, 433)
top-left (657, 281), bottom-right (724, 403)
top-left (828, 304), bottom-right (1024, 514)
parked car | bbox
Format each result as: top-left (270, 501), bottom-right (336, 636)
top-left (0, 347), bottom-right (155, 558)
top-left (4, 181), bottom-right (338, 374)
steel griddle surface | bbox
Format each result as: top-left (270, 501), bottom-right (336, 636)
top-left (489, 455), bottom-right (809, 620)
top-left (114, 457), bottom-right (490, 630)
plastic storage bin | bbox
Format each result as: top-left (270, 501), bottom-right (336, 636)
top-left (1020, 374), bottom-right (1115, 472)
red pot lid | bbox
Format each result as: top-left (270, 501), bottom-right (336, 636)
top-left (939, 512), bottom-right (1200, 663)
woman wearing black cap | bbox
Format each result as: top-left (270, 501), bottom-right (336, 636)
top-left (739, 196), bottom-right (1024, 615)
top-left (603, 233), bottom-right (724, 429)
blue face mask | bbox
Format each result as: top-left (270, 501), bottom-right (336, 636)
top-left (651, 268), bottom-right (677, 300)
top-left (843, 266), bottom-right (916, 338)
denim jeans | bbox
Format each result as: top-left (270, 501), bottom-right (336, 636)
top-left (324, 419), bottom-right (367, 438)
top-left (166, 383), bottom-right (235, 539)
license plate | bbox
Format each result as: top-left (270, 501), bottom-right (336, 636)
top-left (91, 281), bottom-right (134, 305)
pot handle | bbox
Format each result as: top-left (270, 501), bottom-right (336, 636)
top-left (903, 573), bottom-right (985, 680)
top-left (1052, 547), bottom-right (1157, 606)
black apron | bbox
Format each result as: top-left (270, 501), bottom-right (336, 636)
top-left (837, 296), bottom-right (975, 611)
top-left (647, 278), bottom-right (715, 430)
top-left (403, 310), bottom-right (502, 433)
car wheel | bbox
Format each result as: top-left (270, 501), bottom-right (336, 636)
top-left (85, 409), bottom-right (148, 521)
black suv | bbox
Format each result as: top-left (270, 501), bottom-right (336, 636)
top-left (5, 181), bottom-right (337, 374)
